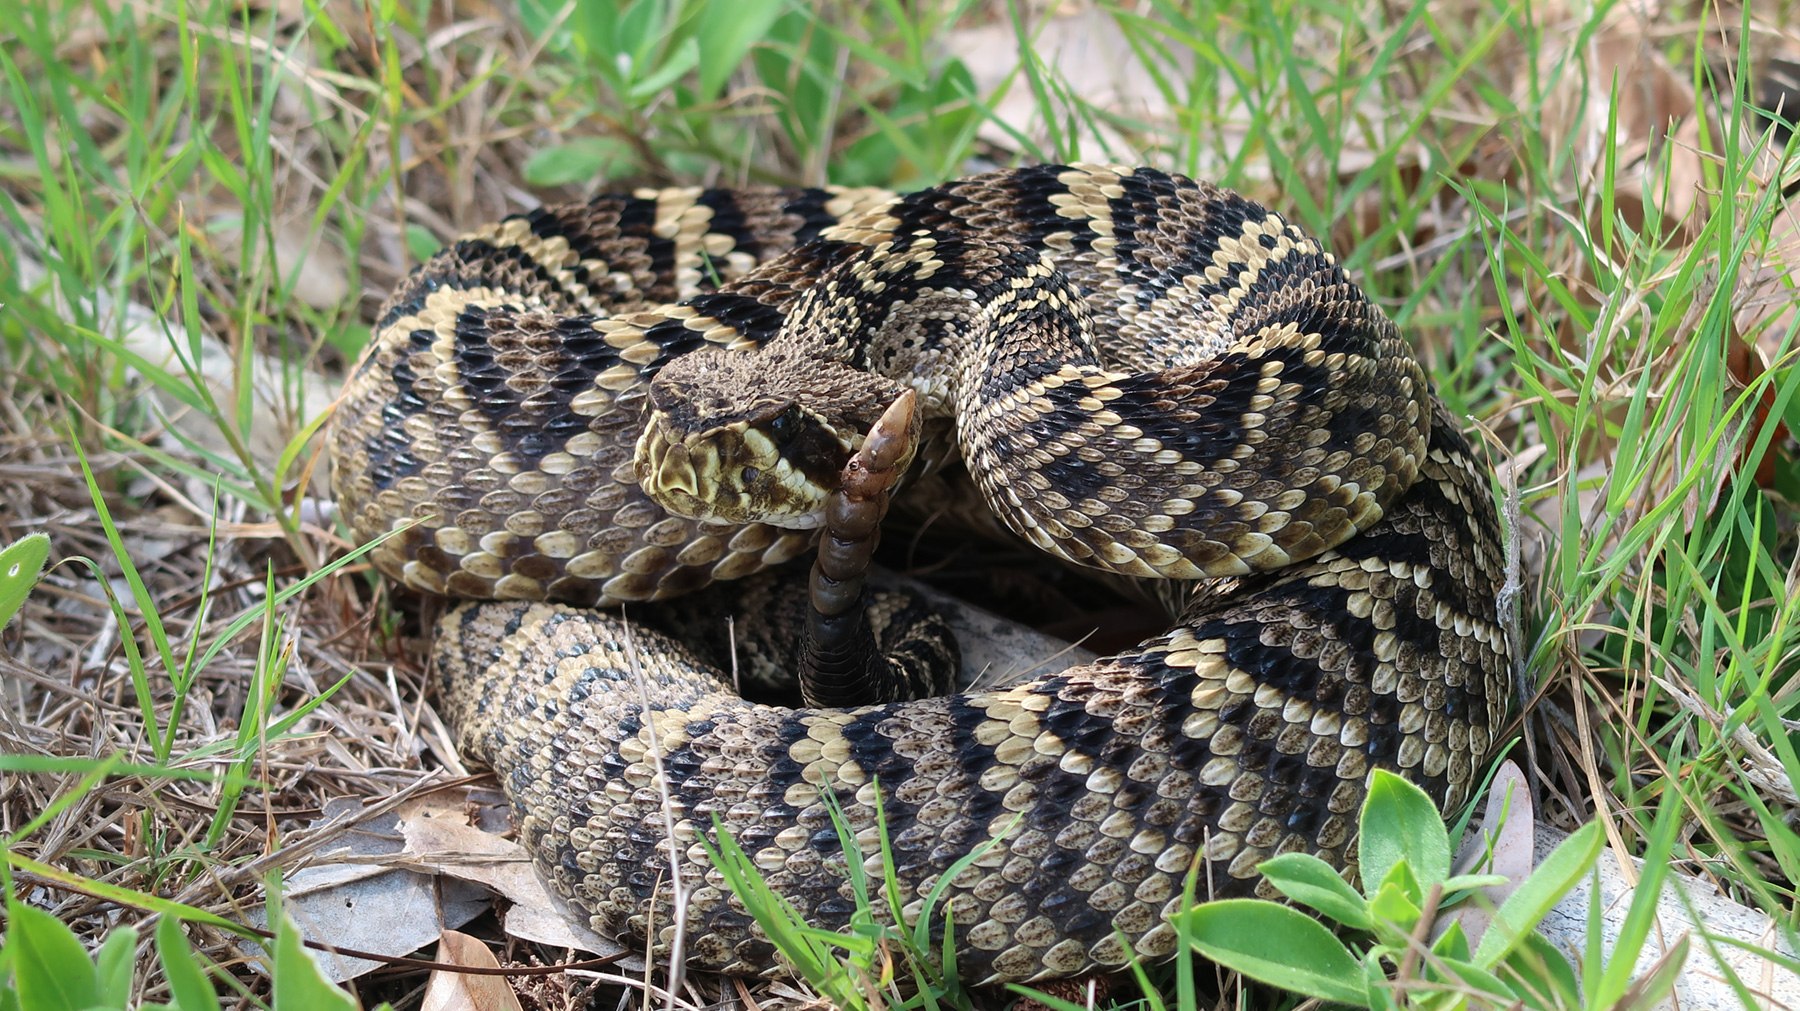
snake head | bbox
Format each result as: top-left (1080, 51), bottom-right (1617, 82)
top-left (635, 348), bottom-right (918, 528)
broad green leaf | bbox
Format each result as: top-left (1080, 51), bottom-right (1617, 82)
top-left (696, 0), bottom-right (785, 99)
top-left (517, 0), bottom-right (572, 48)
top-left (1440, 873), bottom-right (1510, 893)
top-left (94, 926), bottom-right (138, 1009)
top-left (403, 224), bottom-right (440, 264)
top-left (1379, 858), bottom-right (1422, 903)
top-left (269, 913), bottom-right (356, 1011)
top-left (626, 37), bottom-right (699, 102)
top-left (1362, 948), bottom-right (1398, 1011)
top-left (573, 0), bottom-right (622, 62)
top-left (1591, 798), bottom-right (1679, 1005)
top-left (615, 0), bottom-right (662, 61)
top-left (1257, 852), bottom-right (1373, 930)
top-left (1498, 931), bottom-right (1584, 1011)
top-left (1428, 955), bottom-right (1519, 1003)
top-left (1360, 769), bottom-right (1451, 893)
top-left (1474, 821), bottom-right (1603, 968)
top-left (522, 137), bottom-right (640, 188)
top-left (1177, 900), bottom-right (1367, 1004)
top-left (1433, 918), bottom-right (1470, 960)
top-left (156, 918), bottom-right (219, 1011)
top-left (1368, 879), bottom-right (1421, 942)
top-left (0, 532), bottom-right (50, 631)
top-left (751, 11), bottom-right (837, 159)
top-left (8, 901), bottom-right (99, 1011)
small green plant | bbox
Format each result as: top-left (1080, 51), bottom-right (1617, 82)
top-left (0, 894), bottom-right (378, 1011)
top-left (1177, 770), bottom-right (1627, 1009)
top-left (703, 787), bottom-right (1000, 1011)
top-left (0, 532), bottom-right (48, 632)
top-left (515, 0), bottom-right (985, 188)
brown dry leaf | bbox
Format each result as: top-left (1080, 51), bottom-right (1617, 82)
top-left (1736, 202), bottom-right (1800, 362)
top-left (394, 793), bottom-right (546, 905)
top-left (393, 792), bottom-right (629, 959)
top-left (258, 865), bottom-right (449, 982)
top-left (1532, 0), bottom-right (1705, 237)
top-left (421, 930), bottom-right (526, 1011)
top-left (1445, 760), bottom-right (1536, 948)
top-left (243, 797), bottom-right (492, 983)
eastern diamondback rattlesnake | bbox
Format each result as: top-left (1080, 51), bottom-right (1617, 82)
top-left (328, 163), bottom-right (1511, 984)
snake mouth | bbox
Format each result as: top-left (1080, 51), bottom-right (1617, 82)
top-left (634, 403), bottom-right (856, 528)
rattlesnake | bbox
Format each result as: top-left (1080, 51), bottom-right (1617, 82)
top-left (328, 163), bottom-right (1511, 984)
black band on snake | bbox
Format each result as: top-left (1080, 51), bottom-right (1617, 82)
top-left (328, 164), bottom-right (1511, 985)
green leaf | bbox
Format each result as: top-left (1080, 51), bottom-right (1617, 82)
top-left (1004, 987), bottom-right (1089, 1011)
top-left (701, 820), bottom-right (848, 1003)
top-left (695, 0), bottom-right (785, 100)
top-left (4, 853), bottom-right (252, 941)
top-left (1427, 955), bottom-right (1519, 1003)
top-left (1367, 879), bottom-right (1422, 941)
top-left (7, 901), bottom-right (99, 1011)
top-left (0, 532), bottom-right (50, 631)
top-left (521, 137), bottom-right (640, 188)
top-left (403, 224), bottom-right (440, 264)
top-left (1606, 933), bottom-right (1686, 1010)
top-left (1440, 873), bottom-right (1510, 893)
top-left (1177, 900), bottom-right (1367, 1004)
top-left (1474, 821), bottom-right (1604, 968)
top-left (517, 0), bottom-right (576, 49)
top-left (1432, 918), bottom-right (1470, 961)
top-left (1498, 932), bottom-right (1583, 1011)
top-left (270, 912), bottom-right (357, 1011)
top-left (1360, 769), bottom-right (1451, 893)
top-left (625, 37), bottom-right (699, 102)
top-left (614, 0), bottom-right (661, 62)
top-left (572, 0), bottom-right (620, 61)
top-left (1379, 858), bottom-right (1422, 905)
top-left (1361, 948), bottom-right (1397, 1011)
top-left (94, 926), bottom-right (138, 1009)
top-left (1256, 852), bottom-right (1373, 930)
top-left (156, 917), bottom-right (220, 1011)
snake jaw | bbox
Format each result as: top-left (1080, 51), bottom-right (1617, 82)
top-left (636, 347), bottom-right (919, 529)
top-left (635, 404), bottom-right (855, 529)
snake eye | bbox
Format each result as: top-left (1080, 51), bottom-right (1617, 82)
top-left (767, 406), bottom-right (802, 443)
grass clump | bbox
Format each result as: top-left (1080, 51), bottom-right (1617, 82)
top-left (3, 0), bottom-right (1800, 1008)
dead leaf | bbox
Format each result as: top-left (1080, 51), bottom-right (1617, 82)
top-left (421, 930), bottom-right (526, 1011)
top-left (241, 796), bottom-right (491, 982)
top-left (1445, 760), bottom-right (1536, 947)
top-left (393, 792), bottom-right (630, 961)
top-left (249, 862), bottom-right (448, 983)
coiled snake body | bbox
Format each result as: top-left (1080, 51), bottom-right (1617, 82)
top-left (329, 164), bottom-right (1511, 984)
